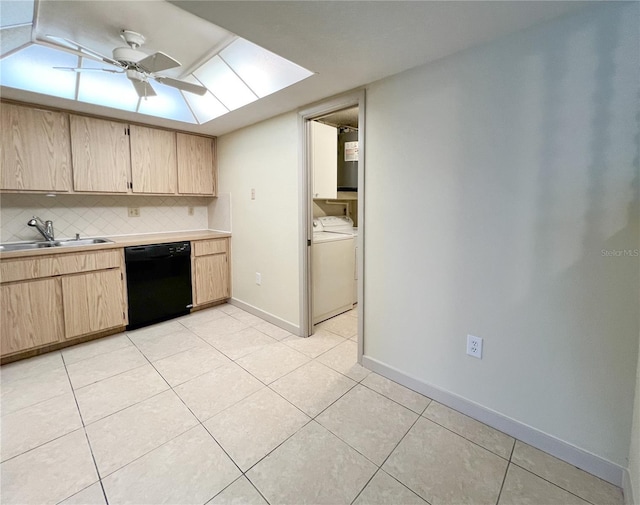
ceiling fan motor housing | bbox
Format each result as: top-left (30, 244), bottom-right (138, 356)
top-left (113, 46), bottom-right (147, 65)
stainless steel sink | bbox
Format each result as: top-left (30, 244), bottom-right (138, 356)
top-left (0, 241), bottom-right (57, 252)
top-left (53, 238), bottom-right (113, 247)
top-left (0, 238), bottom-right (113, 252)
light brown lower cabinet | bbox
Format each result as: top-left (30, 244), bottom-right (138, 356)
top-left (0, 249), bottom-right (127, 359)
top-left (192, 238), bottom-right (230, 306)
top-left (0, 278), bottom-right (64, 355)
top-left (62, 269), bottom-right (125, 339)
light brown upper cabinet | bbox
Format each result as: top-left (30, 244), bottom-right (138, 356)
top-left (1, 102), bottom-right (217, 197)
top-left (70, 115), bottom-right (130, 193)
top-left (176, 133), bottom-right (216, 196)
top-left (129, 125), bottom-right (177, 194)
top-left (1, 103), bottom-right (72, 192)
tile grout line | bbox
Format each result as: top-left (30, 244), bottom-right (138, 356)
top-left (379, 470), bottom-right (435, 505)
top-left (353, 407), bottom-right (428, 503)
top-left (493, 458), bottom-right (510, 505)
top-left (229, 360), bottom-right (365, 486)
top-left (127, 332), bottom-right (265, 504)
top-left (5, 307), bottom-right (425, 505)
top-left (492, 439), bottom-right (517, 505)
top-left (508, 461), bottom-right (604, 505)
top-left (96, 312), bottom-right (374, 503)
top-left (61, 337), bottom-right (132, 367)
top-left (2, 306), bottom-right (621, 505)
top-left (349, 467), bottom-right (382, 505)
top-left (310, 385), bottom-right (415, 466)
top-left (243, 476), bottom-right (272, 505)
top-left (232, 366), bottom-right (359, 478)
top-left (80, 334), bottom-right (239, 504)
top-left (234, 355), bottom-right (311, 389)
top-left (419, 409), bottom-right (513, 463)
top-left (205, 475), bottom-right (271, 505)
top-left (71, 360), bottom-right (149, 392)
top-left (181, 320), bottom-right (284, 363)
top-left (357, 379), bottom-right (429, 416)
top-left (60, 353), bottom-right (111, 505)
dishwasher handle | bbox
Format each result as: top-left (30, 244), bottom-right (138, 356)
top-left (125, 242), bottom-right (191, 262)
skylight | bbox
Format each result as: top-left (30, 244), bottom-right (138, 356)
top-left (221, 38), bottom-right (314, 99)
top-left (0, 44), bottom-right (77, 99)
top-left (137, 81), bottom-right (196, 123)
top-left (193, 55), bottom-right (258, 112)
top-left (0, 0), bottom-right (35, 28)
top-left (0, 16), bottom-right (313, 124)
top-left (181, 76), bottom-right (229, 124)
top-left (77, 58), bottom-right (139, 112)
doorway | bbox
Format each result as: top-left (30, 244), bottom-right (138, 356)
top-left (298, 90), bottom-right (365, 363)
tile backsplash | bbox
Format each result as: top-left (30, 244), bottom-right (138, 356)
top-left (0, 194), bottom-right (211, 243)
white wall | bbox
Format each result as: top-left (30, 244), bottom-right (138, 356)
top-left (217, 112), bottom-right (300, 327)
top-left (0, 193), bottom-right (210, 242)
top-left (364, 1), bottom-right (638, 472)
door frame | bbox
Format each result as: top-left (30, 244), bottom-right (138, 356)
top-left (297, 89), bottom-right (365, 362)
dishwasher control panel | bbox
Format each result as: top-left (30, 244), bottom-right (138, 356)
top-left (168, 243), bottom-right (190, 255)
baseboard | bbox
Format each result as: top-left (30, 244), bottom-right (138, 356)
top-left (362, 355), bottom-right (625, 487)
top-left (228, 298), bottom-right (301, 336)
top-left (623, 468), bottom-right (635, 505)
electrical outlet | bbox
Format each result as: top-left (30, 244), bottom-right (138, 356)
top-left (466, 335), bottom-right (483, 359)
top-left (255, 272), bottom-right (261, 285)
top-left (128, 207), bottom-right (140, 217)
top-left (188, 206), bottom-right (194, 216)
top-left (251, 188), bottom-right (256, 200)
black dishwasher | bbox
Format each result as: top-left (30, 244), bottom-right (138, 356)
top-left (125, 242), bottom-right (193, 330)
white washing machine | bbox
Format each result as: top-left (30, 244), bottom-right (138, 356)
top-left (312, 216), bottom-right (356, 325)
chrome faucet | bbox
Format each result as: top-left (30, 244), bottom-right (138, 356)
top-left (27, 216), bottom-right (55, 241)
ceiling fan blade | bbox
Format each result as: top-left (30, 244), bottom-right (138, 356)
top-left (137, 51), bottom-right (180, 73)
top-left (44, 34), bottom-right (123, 67)
top-left (131, 79), bottom-right (157, 98)
top-left (154, 76), bottom-right (207, 96)
top-left (53, 66), bottom-right (123, 73)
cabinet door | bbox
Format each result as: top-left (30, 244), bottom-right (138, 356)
top-left (62, 269), bottom-right (125, 339)
top-left (176, 133), bottom-right (215, 195)
top-left (194, 254), bottom-right (229, 305)
top-left (1, 278), bottom-right (64, 355)
top-left (70, 115), bottom-right (130, 193)
top-left (1, 104), bottom-right (72, 192)
top-left (130, 125), bottom-right (177, 194)
top-left (311, 121), bottom-right (337, 199)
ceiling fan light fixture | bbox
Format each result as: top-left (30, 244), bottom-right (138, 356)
top-left (125, 68), bottom-right (146, 82)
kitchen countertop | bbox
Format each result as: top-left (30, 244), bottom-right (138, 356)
top-left (0, 230), bottom-right (231, 260)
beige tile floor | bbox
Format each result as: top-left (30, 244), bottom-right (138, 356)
top-left (0, 304), bottom-right (624, 505)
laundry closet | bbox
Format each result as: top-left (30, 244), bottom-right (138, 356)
top-left (310, 107), bottom-right (359, 326)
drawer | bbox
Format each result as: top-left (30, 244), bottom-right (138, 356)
top-left (193, 238), bottom-right (227, 257)
top-left (0, 249), bottom-right (122, 283)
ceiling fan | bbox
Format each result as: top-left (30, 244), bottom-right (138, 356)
top-left (43, 29), bottom-right (207, 98)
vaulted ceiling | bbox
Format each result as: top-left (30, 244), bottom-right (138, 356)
top-left (1, 0), bottom-right (587, 136)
